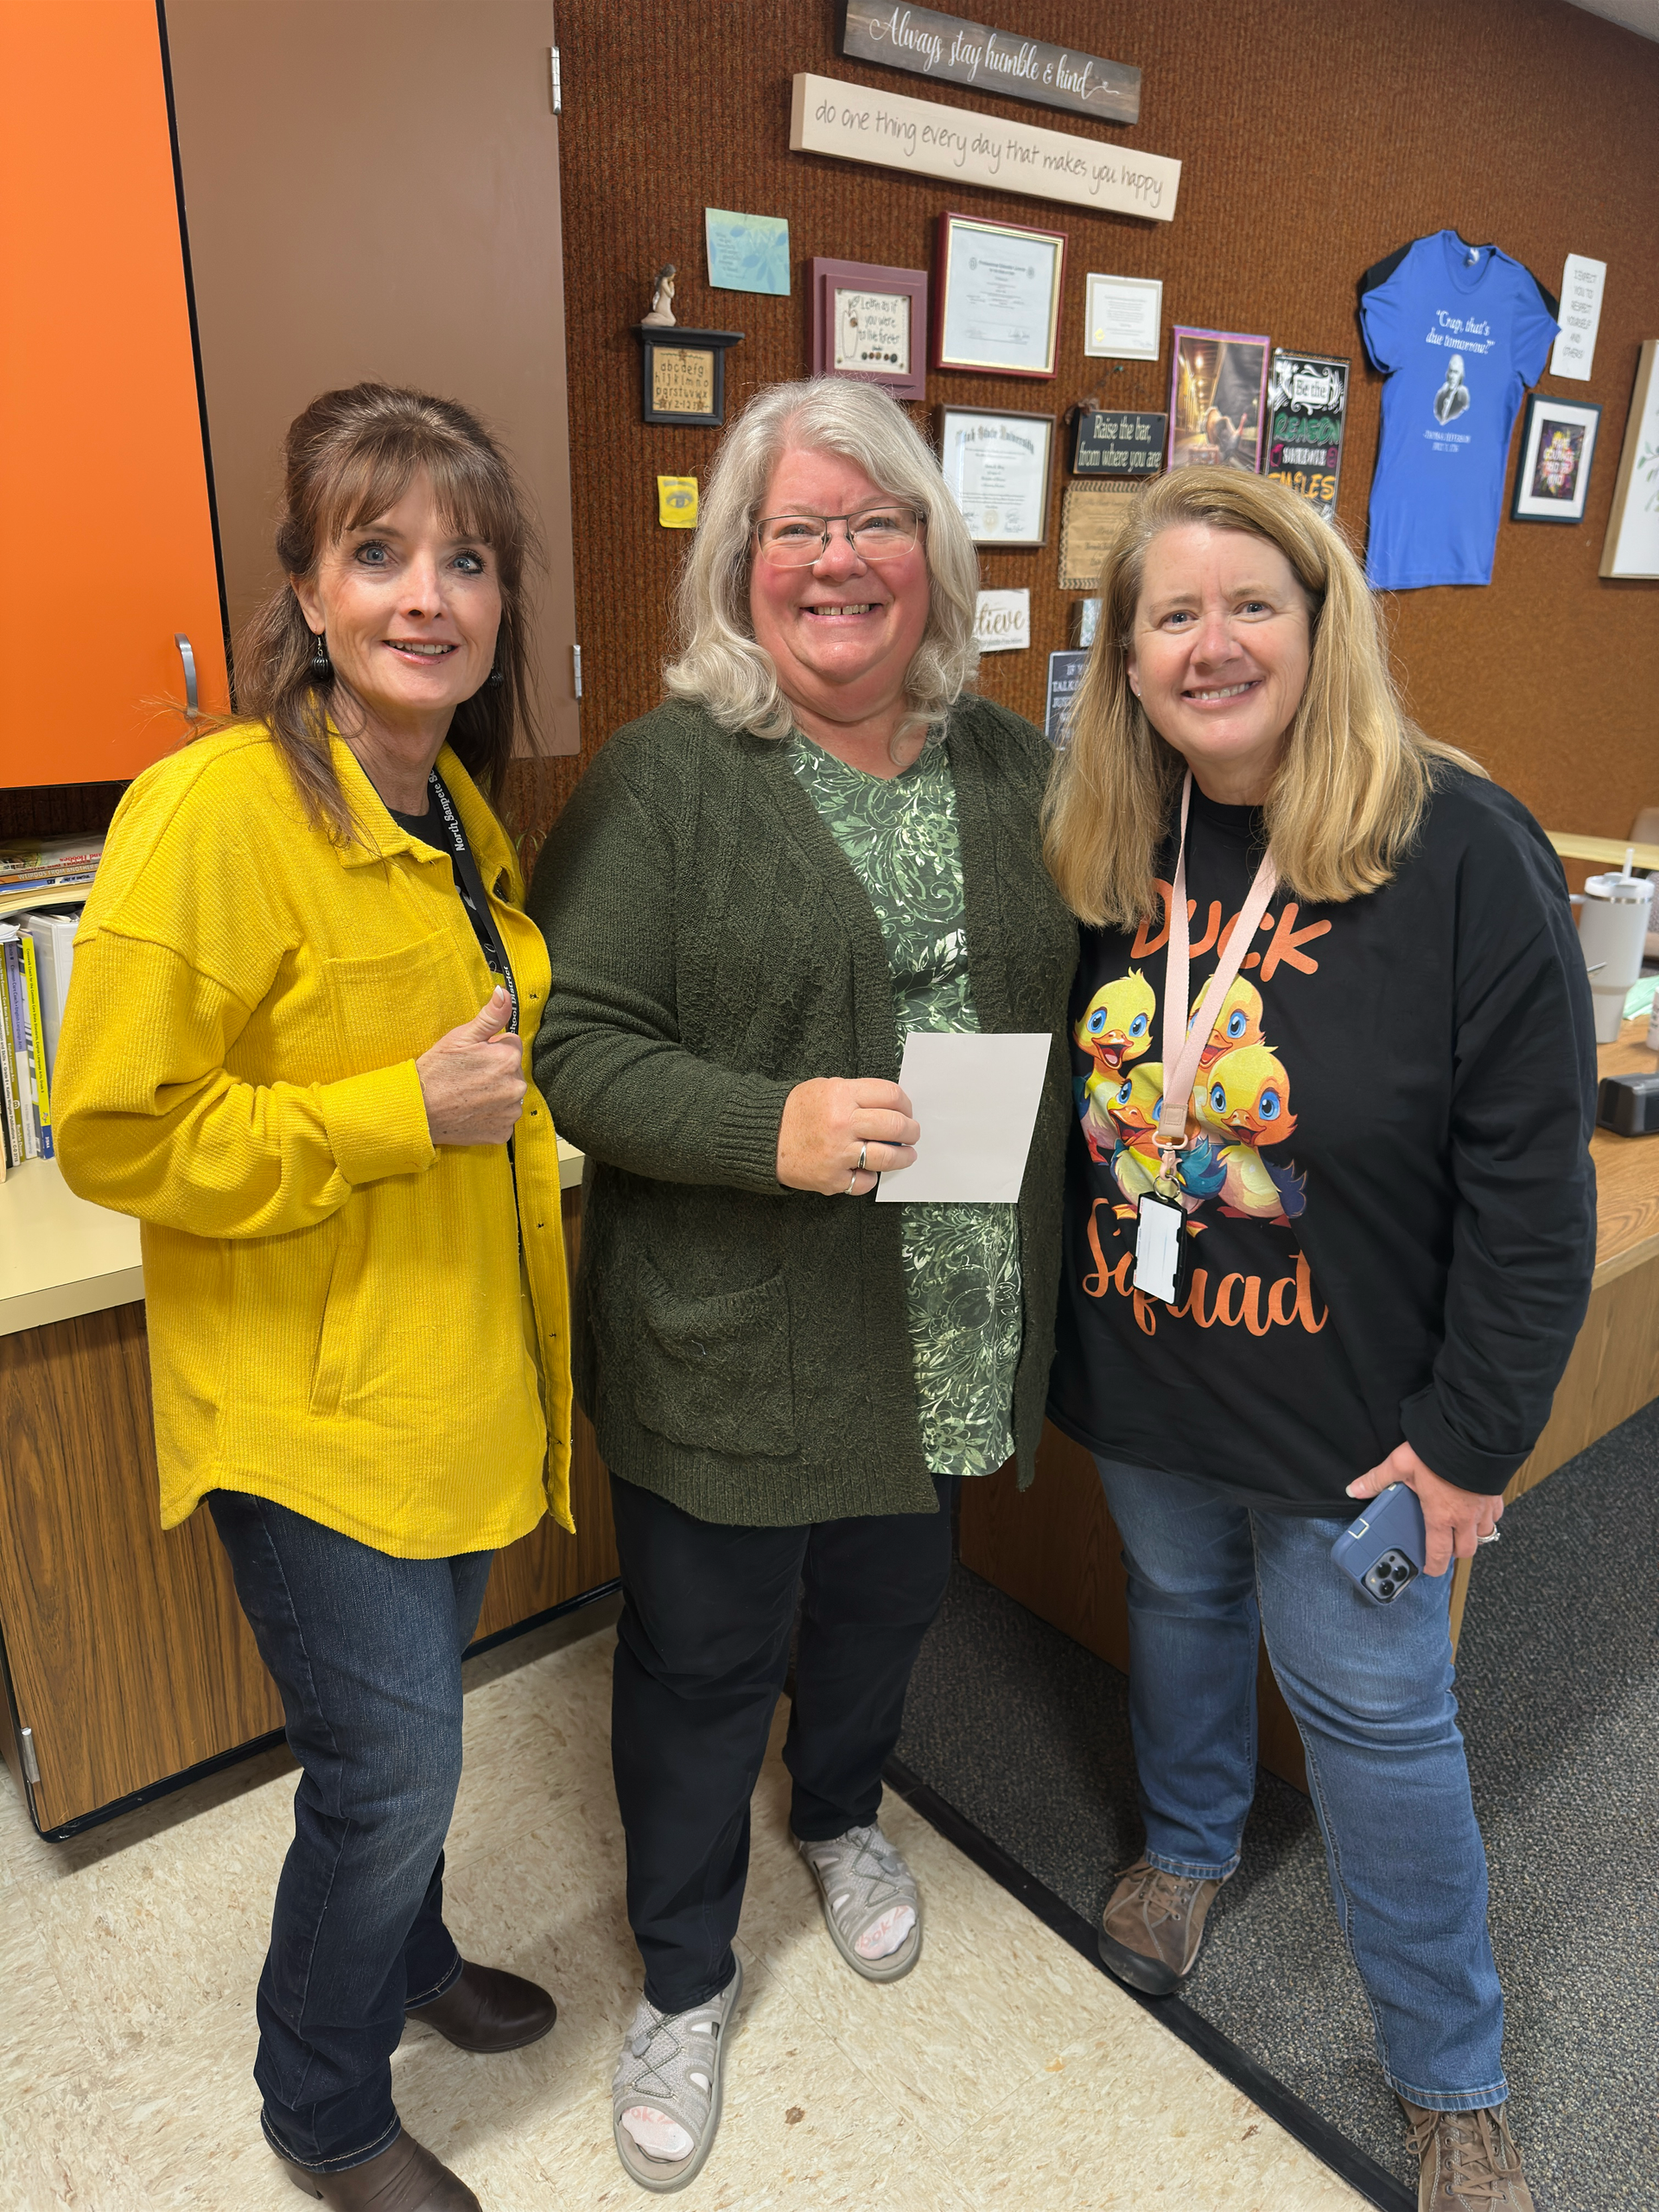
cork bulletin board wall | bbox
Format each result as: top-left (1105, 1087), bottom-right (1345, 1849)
top-left (517, 0), bottom-right (1658, 864)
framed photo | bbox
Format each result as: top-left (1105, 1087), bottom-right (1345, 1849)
top-left (809, 258), bottom-right (928, 403)
top-left (938, 407), bottom-right (1056, 547)
top-left (1510, 394), bottom-right (1601, 524)
top-left (933, 211), bottom-right (1066, 380)
top-left (1599, 340), bottom-right (1659, 578)
top-left (1168, 327), bottom-right (1269, 471)
top-left (1083, 273), bottom-right (1162, 361)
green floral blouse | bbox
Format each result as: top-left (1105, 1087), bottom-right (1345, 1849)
top-left (789, 732), bottom-right (1022, 1478)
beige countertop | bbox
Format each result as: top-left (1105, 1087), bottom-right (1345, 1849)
top-left (0, 1140), bottom-right (585, 1339)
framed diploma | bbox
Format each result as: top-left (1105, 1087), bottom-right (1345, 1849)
top-left (809, 258), bottom-right (928, 403)
top-left (938, 407), bottom-right (1056, 546)
top-left (932, 212), bottom-right (1066, 380)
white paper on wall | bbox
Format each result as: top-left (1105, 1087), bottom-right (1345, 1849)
top-left (1550, 254), bottom-right (1606, 380)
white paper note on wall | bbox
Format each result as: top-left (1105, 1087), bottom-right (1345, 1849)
top-left (875, 1031), bottom-right (1051, 1204)
top-left (1550, 254), bottom-right (1606, 380)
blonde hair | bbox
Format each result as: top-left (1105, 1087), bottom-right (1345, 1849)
top-left (1043, 468), bottom-right (1484, 927)
top-left (663, 377), bottom-right (980, 742)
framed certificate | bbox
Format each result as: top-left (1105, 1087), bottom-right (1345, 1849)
top-left (1510, 393), bottom-right (1601, 524)
top-left (809, 258), bottom-right (928, 403)
top-left (938, 406), bottom-right (1056, 546)
top-left (933, 212), bottom-right (1066, 379)
top-left (1084, 273), bottom-right (1162, 361)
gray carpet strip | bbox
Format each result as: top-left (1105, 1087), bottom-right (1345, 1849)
top-left (894, 1399), bottom-right (1659, 2209)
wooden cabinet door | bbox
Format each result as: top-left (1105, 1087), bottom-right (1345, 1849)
top-left (164, 0), bottom-right (581, 755)
top-left (0, 0), bottom-right (228, 786)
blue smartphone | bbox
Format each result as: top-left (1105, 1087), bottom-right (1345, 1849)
top-left (1331, 1483), bottom-right (1428, 1605)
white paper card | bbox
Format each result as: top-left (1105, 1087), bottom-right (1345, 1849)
top-left (1550, 254), bottom-right (1605, 380)
top-left (1084, 272), bottom-right (1162, 359)
top-left (875, 1032), bottom-right (1050, 1204)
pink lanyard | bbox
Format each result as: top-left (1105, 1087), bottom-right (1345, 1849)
top-left (1153, 772), bottom-right (1278, 1178)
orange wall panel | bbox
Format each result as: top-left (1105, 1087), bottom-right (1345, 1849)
top-left (1, 0), bottom-right (226, 786)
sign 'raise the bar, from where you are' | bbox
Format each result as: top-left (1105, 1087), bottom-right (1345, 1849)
top-left (790, 73), bottom-right (1179, 222)
top-left (838, 0), bottom-right (1141, 126)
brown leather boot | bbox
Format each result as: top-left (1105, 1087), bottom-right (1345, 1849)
top-left (1401, 2099), bottom-right (1535, 2211)
top-left (279, 2131), bottom-right (480, 2209)
top-left (1097, 1858), bottom-right (1226, 1995)
top-left (404, 1960), bottom-right (556, 2054)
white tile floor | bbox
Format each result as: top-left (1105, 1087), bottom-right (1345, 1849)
top-left (1, 1603), bottom-right (1366, 2210)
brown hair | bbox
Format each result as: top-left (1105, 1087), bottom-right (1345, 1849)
top-left (218, 382), bottom-right (541, 836)
top-left (1042, 467), bottom-right (1484, 927)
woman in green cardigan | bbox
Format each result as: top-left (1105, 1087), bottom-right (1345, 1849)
top-left (529, 377), bottom-right (1076, 2193)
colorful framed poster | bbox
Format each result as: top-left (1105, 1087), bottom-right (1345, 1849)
top-left (938, 407), bottom-right (1055, 546)
top-left (933, 211), bottom-right (1066, 379)
top-left (1262, 350), bottom-right (1351, 520)
top-left (1168, 327), bottom-right (1269, 471)
top-left (1510, 394), bottom-right (1601, 524)
top-left (1599, 340), bottom-right (1659, 578)
top-left (808, 258), bottom-right (928, 403)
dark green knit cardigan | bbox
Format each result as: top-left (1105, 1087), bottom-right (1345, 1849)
top-left (527, 695), bottom-right (1077, 1526)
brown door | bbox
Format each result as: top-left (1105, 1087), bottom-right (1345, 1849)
top-left (163, 0), bottom-right (580, 755)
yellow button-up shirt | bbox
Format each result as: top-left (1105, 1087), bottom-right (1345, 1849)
top-left (53, 724), bottom-right (571, 1558)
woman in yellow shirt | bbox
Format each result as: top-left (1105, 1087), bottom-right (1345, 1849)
top-left (54, 384), bottom-right (571, 2212)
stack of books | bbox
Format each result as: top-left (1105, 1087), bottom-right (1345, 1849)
top-left (0, 840), bottom-right (99, 1172)
top-left (0, 835), bottom-right (104, 916)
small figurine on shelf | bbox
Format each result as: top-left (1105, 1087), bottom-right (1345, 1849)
top-left (642, 264), bottom-right (677, 327)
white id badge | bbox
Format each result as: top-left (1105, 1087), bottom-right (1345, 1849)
top-left (1132, 1190), bottom-right (1186, 1304)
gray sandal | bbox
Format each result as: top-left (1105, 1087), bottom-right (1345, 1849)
top-left (611, 1958), bottom-right (742, 2194)
top-left (797, 1823), bottom-right (924, 1982)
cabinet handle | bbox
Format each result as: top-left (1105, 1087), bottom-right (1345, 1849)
top-left (175, 632), bottom-right (199, 719)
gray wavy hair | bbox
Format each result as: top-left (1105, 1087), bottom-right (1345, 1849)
top-left (663, 377), bottom-right (981, 741)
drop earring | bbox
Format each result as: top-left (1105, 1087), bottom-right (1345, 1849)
top-left (310, 631), bottom-right (331, 679)
top-left (487, 660), bottom-right (505, 687)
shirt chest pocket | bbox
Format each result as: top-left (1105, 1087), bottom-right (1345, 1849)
top-left (320, 929), bottom-right (480, 1077)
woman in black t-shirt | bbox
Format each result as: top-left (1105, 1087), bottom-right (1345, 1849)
top-left (1043, 467), bottom-right (1593, 2212)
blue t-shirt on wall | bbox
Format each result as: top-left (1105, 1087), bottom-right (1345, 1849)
top-left (1359, 231), bottom-right (1558, 590)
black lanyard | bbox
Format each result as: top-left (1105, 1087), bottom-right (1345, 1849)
top-left (423, 768), bottom-right (519, 1034)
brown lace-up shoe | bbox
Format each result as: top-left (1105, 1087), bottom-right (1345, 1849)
top-left (405, 1960), bottom-right (556, 2053)
top-left (1097, 1858), bottom-right (1225, 1994)
top-left (280, 2130), bottom-right (480, 2209)
top-left (1401, 2099), bottom-right (1535, 2211)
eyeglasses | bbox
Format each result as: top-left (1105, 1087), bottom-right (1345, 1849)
top-left (753, 505), bottom-right (925, 567)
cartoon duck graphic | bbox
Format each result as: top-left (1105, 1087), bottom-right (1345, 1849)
top-left (1202, 1043), bottom-right (1306, 1224)
top-left (1103, 1061), bottom-right (1165, 1214)
top-left (1075, 970), bottom-right (1158, 1164)
top-left (1192, 976), bottom-right (1265, 1068)
top-left (1100, 1060), bottom-right (1228, 1220)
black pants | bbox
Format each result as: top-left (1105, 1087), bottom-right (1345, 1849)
top-left (609, 1469), bottom-right (957, 2013)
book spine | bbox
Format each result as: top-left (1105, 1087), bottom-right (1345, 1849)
top-left (20, 934), bottom-right (53, 1159)
top-left (0, 940), bottom-right (18, 1168)
top-left (3, 940), bottom-right (38, 1160)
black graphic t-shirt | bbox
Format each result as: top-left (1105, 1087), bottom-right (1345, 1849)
top-left (1047, 768), bottom-right (1598, 1513)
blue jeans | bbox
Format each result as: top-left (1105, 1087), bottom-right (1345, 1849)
top-left (1095, 1458), bottom-right (1506, 2112)
top-left (208, 1492), bottom-right (494, 2173)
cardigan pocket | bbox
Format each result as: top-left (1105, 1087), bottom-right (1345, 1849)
top-left (628, 1253), bottom-right (797, 1458)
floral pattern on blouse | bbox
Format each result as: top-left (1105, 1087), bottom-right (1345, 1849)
top-left (789, 733), bottom-right (1021, 1478)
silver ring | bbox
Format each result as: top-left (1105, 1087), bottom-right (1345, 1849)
top-left (1478, 1527), bottom-right (1500, 1545)
top-left (844, 1168), bottom-right (859, 1193)
top-left (856, 1142), bottom-right (868, 1173)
